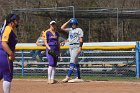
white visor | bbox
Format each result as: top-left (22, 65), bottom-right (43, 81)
top-left (50, 21), bottom-right (56, 25)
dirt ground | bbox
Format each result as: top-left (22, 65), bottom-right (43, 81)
top-left (1, 79), bottom-right (140, 93)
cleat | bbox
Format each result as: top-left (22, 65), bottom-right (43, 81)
top-left (68, 78), bottom-right (84, 83)
top-left (62, 77), bottom-right (71, 83)
top-left (48, 80), bottom-right (58, 84)
top-left (50, 80), bottom-right (58, 84)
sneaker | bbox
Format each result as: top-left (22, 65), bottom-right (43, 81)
top-left (62, 76), bottom-right (71, 83)
top-left (48, 79), bottom-right (57, 84)
top-left (68, 78), bottom-right (84, 83)
top-left (50, 80), bottom-right (58, 84)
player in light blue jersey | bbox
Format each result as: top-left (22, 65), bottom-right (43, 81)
top-left (61, 18), bottom-right (84, 83)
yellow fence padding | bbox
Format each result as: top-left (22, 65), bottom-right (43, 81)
top-left (16, 45), bottom-right (135, 50)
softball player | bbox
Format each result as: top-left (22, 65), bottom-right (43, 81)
top-left (61, 18), bottom-right (84, 83)
top-left (30, 31), bottom-right (45, 62)
top-left (0, 14), bottom-right (19, 93)
top-left (43, 21), bottom-right (60, 84)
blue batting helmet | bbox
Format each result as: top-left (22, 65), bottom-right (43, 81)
top-left (69, 18), bottom-right (78, 25)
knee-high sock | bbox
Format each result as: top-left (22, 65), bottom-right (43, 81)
top-left (76, 64), bottom-right (81, 79)
top-left (67, 63), bottom-right (75, 77)
top-left (48, 66), bottom-right (53, 80)
top-left (3, 81), bottom-right (11, 93)
top-left (51, 67), bottom-right (56, 80)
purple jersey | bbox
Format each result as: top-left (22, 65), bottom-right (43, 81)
top-left (0, 26), bottom-right (17, 82)
top-left (45, 31), bottom-right (59, 67)
top-left (0, 26), bottom-right (18, 51)
top-left (46, 31), bottom-right (59, 47)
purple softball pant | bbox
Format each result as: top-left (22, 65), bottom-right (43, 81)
top-left (0, 49), bottom-right (13, 82)
top-left (46, 46), bottom-right (59, 67)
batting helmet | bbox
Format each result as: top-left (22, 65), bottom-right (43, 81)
top-left (69, 18), bottom-right (78, 25)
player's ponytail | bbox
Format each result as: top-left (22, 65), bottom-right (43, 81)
top-left (0, 20), bottom-right (7, 35)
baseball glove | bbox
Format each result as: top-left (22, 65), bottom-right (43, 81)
top-left (48, 50), bottom-right (58, 58)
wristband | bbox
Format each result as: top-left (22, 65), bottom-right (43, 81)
top-left (79, 42), bottom-right (83, 47)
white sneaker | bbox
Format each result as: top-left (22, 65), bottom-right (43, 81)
top-left (68, 78), bottom-right (84, 83)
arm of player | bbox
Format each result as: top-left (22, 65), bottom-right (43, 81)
top-left (61, 19), bottom-right (71, 32)
top-left (43, 29), bottom-right (51, 50)
top-left (2, 41), bottom-right (15, 61)
top-left (77, 37), bottom-right (83, 55)
top-left (58, 38), bottom-right (60, 51)
top-left (44, 39), bottom-right (51, 50)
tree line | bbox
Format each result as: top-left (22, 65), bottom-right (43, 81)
top-left (0, 0), bottom-right (140, 42)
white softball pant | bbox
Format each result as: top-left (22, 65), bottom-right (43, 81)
top-left (69, 45), bottom-right (80, 64)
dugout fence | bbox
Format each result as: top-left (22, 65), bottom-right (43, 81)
top-left (13, 42), bottom-right (140, 78)
top-left (12, 7), bottom-right (140, 43)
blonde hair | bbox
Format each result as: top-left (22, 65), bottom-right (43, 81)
top-left (40, 30), bottom-right (45, 37)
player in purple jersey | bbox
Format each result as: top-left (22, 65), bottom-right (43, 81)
top-left (0, 13), bottom-right (20, 93)
top-left (43, 21), bottom-right (60, 84)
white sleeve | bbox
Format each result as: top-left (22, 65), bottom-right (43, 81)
top-left (65, 28), bottom-right (71, 33)
top-left (79, 28), bottom-right (83, 37)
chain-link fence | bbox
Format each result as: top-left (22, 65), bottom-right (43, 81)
top-left (14, 44), bottom-right (136, 77)
top-left (12, 7), bottom-right (139, 77)
top-left (12, 7), bottom-right (140, 43)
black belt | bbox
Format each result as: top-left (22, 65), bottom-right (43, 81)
top-left (70, 43), bottom-right (79, 45)
top-left (48, 42), bottom-right (58, 45)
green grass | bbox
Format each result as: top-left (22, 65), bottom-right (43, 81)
top-left (13, 75), bottom-right (140, 82)
top-left (82, 75), bottom-right (140, 82)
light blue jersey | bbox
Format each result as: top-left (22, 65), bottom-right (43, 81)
top-left (66, 28), bottom-right (83, 44)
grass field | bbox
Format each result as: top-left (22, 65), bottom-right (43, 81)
top-left (13, 75), bottom-right (140, 82)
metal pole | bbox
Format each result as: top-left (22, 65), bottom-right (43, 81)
top-left (54, 6), bottom-right (75, 18)
top-left (70, 6), bottom-right (75, 18)
top-left (136, 42), bottom-right (140, 78)
top-left (21, 50), bottom-right (24, 76)
top-left (121, 19), bottom-right (124, 41)
top-left (116, 8), bottom-right (119, 41)
top-left (88, 19), bottom-right (91, 42)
